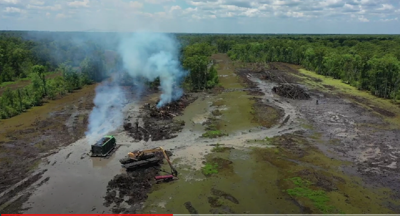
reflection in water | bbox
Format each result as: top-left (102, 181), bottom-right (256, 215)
top-left (91, 156), bottom-right (114, 168)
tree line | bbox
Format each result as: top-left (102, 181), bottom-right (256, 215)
top-left (4, 32), bottom-right (399, 119)
top-left (0, 32), bottom-right (220, 119)
top-left (180, 42), bottom-right (219, 91)
top-left (176, 34), bottom-right (400, 100)
top-left (0, 33), bottom-right (109, 119)
top-left (222, 36), bottom-right (400, 99)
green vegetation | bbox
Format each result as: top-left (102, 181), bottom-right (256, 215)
top-left (211, 144), bottom-right (224, 152)
top-left (202, 163), bottom-right (218, 176)
top-left (251, 133), bottom-right (399, 214)
top-left (180, 34), bottom-right (400, 101)
top-left (0, 33), bottom-right (109, 119)
top-left (211, 143), bottom-right (233, 153)
top-left (181, 42), bottom-right (220, 91)
top-left (286, 177), bottom-right (336, 213)
top-left (202, 130), bottom-right (227, 138)
top-left (3, 33), bottom-right (400, 120)
top-left (222, 35), bottom-right (400, 100)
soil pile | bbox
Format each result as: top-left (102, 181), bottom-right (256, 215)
top-left (272, 84), bottom-right (310, 100)
top-left (124, 94), bottom-right (197, 142)
top-left (104, 150), bottom-right (174, 214)
top-left (104, 168), bottom-right (158, 214)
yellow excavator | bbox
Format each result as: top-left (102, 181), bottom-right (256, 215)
top-left (119, 147), bottom-right (178, 177)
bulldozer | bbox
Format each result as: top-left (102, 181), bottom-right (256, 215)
top-left (119, 147), bottom-right (178, 177)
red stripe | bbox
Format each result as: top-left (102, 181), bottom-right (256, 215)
top-left (2, 215), bottom-right (173, 216)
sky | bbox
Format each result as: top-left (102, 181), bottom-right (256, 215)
top-left (1, 0), bottom-right (400, 34)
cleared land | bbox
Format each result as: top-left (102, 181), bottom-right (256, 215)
top-left (1, 54), bottom-right (400, 214)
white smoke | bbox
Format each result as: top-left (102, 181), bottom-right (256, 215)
top-left (85, 79), bottom-right (126, 145)
top-left (118, 32), bottom-right (187, 108)
top-left (85, 32), bottom-right (188, 144)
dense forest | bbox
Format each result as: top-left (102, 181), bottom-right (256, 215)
top-left (181, 34), bottom-right (400, 100)
top-left (213, 35), bottom-right (400, 99)
top-left (0, 32), bottom-right (219, 119)
top-left (1, 32), bottom-right (400, 119)
top-left (0, 32), bottom-right (117, 119)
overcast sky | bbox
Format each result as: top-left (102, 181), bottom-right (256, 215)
top-left (1, 0), bottom-right (399, 34)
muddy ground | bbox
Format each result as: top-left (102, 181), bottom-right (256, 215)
top-left (0, 84), bottom-right (139, 213)
top-left (0, 84), bottom-right (96, 212)
top-left (1, 54), bottom-right (400, 214)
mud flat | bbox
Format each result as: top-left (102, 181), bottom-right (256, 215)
top-left (0, 84), bottom-right (98, 213)
top-left (0, 84), bottom-right (140, 213)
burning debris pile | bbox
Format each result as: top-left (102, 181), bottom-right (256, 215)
top-left (148, 94), bottom-right (195, 120)
top-left (124, 94), bottom-right (197, 142)
top-left (272, 84), bottom-right (310, 100)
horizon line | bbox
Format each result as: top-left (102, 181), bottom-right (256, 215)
top-left (0, 30), bottom-right (400, 35)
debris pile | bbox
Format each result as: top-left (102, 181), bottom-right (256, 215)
top-left (148, 94), bottom-right (195, 120)
top-left (124, 93), bottom-right (197, 142)
top-left (272, 84), bottom-right (310, 100)
top-left (104, 168), bottom-right (159, 213)
top-left (104, 149), bottom-right (175, 214)
top-left (123, 122), bottom-right (150, 142)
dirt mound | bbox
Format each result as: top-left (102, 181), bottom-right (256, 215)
top-left (272, 84), bottom-right (310, 100)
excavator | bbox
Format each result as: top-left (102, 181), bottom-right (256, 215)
top-left (119, 147), bottom-right (178, 180)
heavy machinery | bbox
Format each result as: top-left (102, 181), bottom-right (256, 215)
top-left (119, 147), bottom-right (178, 177)
top-left (91, 135), bottom-right (117, 157)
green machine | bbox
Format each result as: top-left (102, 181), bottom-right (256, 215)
top-left (91, 135), bottom-right (117, 157)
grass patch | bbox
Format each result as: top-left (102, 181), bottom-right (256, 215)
top-left (250, 133), bottom-right (398, 214)
top-left (210, 143), bottom-right (232, 153)
top-left (0, 80), bottom-right (17, 87)
top-left (286, 177), bottom-right (337, 214)
top-left (246, 136), bottom-right (273, 145)
top-left (202, 163), bottom-right (218, 176)
top-left (0, 72), bottom-right (57, 88)
top-left (211, 143), bottom-right (224, 152)
top-left (202, 130), bottom-right (227, 138)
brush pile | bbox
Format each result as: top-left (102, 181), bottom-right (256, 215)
top-left (124, 93), bottom-right (197, 142)
top-left (272, 84), bottom-right (310, 100)
top-left (123, 122), bottom-right (151, 142)
top-left (148, 94), bottom-right (196, 120)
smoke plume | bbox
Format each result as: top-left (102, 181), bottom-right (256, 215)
top-left (85, 76), bottom-right (126, 145)
top-left (118, 32), bottom-right (188, 108)
top-left (85, 32), bottom-right (188, 144)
